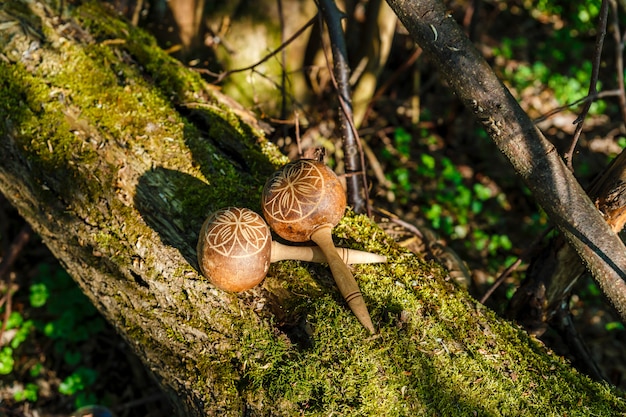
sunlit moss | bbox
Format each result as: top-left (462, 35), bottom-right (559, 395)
top-left (250, 213), bottom-right (626, 415)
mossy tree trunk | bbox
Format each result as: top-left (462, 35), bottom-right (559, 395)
top-left (0, 1), bottom-right (625, 416)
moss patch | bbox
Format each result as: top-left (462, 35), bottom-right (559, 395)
top-left (248, 213), bottom-right (626, 416)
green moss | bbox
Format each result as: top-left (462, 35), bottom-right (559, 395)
top-left (232, 212), bottom-right (626, 416)
top-left (72, 1), bottom-right (203, 101)
top-left (165, 326), bottom-right (187, 344)
top-left (0, 62), bottom-right (96, 171)
top-left (73, 2), bottom-right (288, 168)
top-left (69, 1), bottom-right (284, 214)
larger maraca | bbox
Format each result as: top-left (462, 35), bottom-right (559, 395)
top-left (262, 159), bottom-right (376, 333)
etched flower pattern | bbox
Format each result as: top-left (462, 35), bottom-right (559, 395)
top-left (263, 160), bottom-right (324, 223)
top-left (205, 207), bottom-right (270, 257)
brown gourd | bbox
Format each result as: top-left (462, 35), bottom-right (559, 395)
top-left (261, 159), bottom-right (377, 333)
top-left (196, 207), bottom-right (386, 293)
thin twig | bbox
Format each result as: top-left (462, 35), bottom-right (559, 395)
top-left (361, 47), bottom-right (422, 126)
top-left (480, 227), bottom-right (552, 304)
top-left (131, 0), bottom-right (143, 27)
top-left (277, 0), bottom-right (289, 139)
top-left (480, 259), bottom-right (522, 304)
top-left (316, 0), bottom-right (370, 214)
top-left (112, 391), bottom-right (168, 412)
top-left (0, 224), bottom-right (32, 281)
top-left (0, 224), bottom-right (31, 346)
top-left (610, 0), bottom-right (626, 127)
top-left (564, 0), bottom-right (610, 171)
top-left (554, 302), bottom-right (608, 382)
top-left (195, 15), bottom-right (317, 83)
top-left (0, 289), bottom-right (12, 348)
top-left (294, 110), bottom-right (303, 157)
top-left (534, 89), bottom-right (622, 123)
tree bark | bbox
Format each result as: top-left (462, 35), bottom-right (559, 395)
top-left (0, 1), bottom-right (625, 415)
top-left (384, 0), bottom-right (626, 324)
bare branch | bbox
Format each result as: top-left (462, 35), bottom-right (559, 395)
top-left (277, 0), bottom-right (288, 133)
top-left (361, 47), bottom-right (422, 126)
top-left (534, 89), bottom-right (622, 124)
top-left (317, 0), bottom-right (369, 214)
top-left (610, 0), bottom-right (626, 127)
top-left (195, 15), bottom-right (317, 84)
top-left (564, 0), bottom-right (610, 170)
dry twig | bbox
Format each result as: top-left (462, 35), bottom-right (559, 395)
top-left (316, 0), bottom-right (370, 214)
top-left (610, 0), bottom-right (626, 127)
top-left (564, 0), bottom-right (610, 170)
top-left (196, 15), bottom-right (317, 84)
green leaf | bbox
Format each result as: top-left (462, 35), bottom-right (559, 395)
top-left (473, 230), bottom-right (489, 251)
top-left (13, 383), bottom-right (39, 402)
top-left (59, 373), bottom-right (81, 395)
top-left (59, 367), bottom-right (99, 395)
top-left (48, 311), bottom-right (77, 340)
top-left (498, 235), bottom-right (513, 251)
top-left (30, 362), bottom-right (44, 377)
top-left (455, 187), bottom-right (472, 210)
top-left (425, 204), bottom-right (442, 224)
top-left (74, 392), bottom-right (99, 410)
top-left (394, 127), bottom-right (412, 158)
top-left (606, 321), bottom-right (625, 332)
top-left (6, 311), bottom-right (23, 330)
top-left (0, 346), bottom-right (15, 375)
top-left (473, 183), bottom-right (492, 201)
top-left (470, 200), bottom-right (483, 215)
top-left (29, 282), bottom-right (50, 307)
top-left (43, 321), bottom-right (56, 338)
top-left (441, 158), bottom-right (462, 185)
top-left (420, 153), bottom-right (436, 171)
top-left (11, 319), bottom-right (34, 349)
top-left (393, 167), bottom-right (411, 191)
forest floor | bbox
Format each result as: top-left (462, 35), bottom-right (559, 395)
top-left (1, 0), bottom-right (626, 416)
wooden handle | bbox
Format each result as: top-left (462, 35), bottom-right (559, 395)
top-left (310, 227), bottom-right (376, 334)
top-left (270, 241), bottom-right (387, 264)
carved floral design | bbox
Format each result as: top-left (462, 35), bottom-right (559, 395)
top-left (263, 160), bottom-right (324, 223)
top-left (204, 207), bottom-right (270, 258)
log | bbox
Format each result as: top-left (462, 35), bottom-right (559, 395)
top-left (0, 1), bottom-right (624, 415)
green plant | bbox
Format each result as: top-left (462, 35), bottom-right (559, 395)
top-left (59, 366), bottom-right (99, 408)
top-left (380, 122), bottom-right (556, 287)
top-left (1, 264), bottom-right (107, 408)
top-left (394, 127), bottom-right (412, 158)
top-left (0, 311), bottom-right (34, 375)
top-left (527, 0), bottom-right (600, 32)
top-left (0, 346), bottom-right (15, 375)
top-left (13, 383), bottom-right (39, 402)
top-left (492, 2), bottom-right (607, 115)
top-left (32, 265), bottom-right (105, 407)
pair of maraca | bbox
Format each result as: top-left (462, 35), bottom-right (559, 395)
top-left (196, 159), bottom-right (383, 333)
